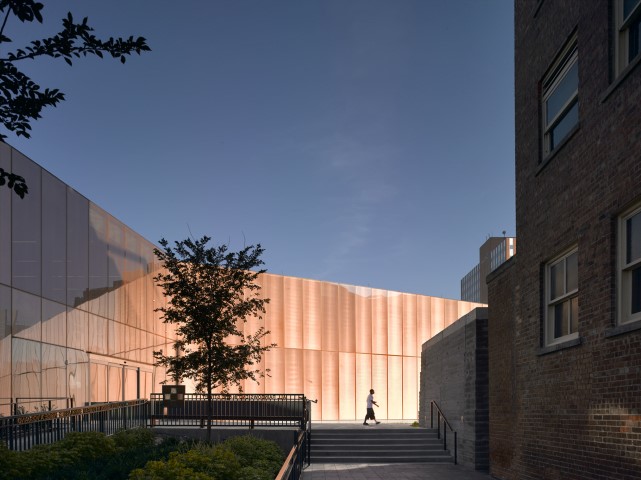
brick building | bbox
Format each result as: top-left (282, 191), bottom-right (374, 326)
top-left (487, 1), bottom-right (641, 479)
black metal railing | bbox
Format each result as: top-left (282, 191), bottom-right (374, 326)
top-left (149, 393), bottom-right (308, 429)
top-left (430, 400), bottom-right (457, 464)
top-left (13, 397), bottom-right (74, 415)
top-left (275, 430), bottom-right (307, 480)
top-left (0, 399), bottom-right (149, 451)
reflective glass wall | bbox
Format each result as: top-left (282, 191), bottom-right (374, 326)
top-left (0, 144), bottom-right (174, 415)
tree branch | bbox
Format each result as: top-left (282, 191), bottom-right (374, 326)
top-left (0, 8), bottom-right (11, 53)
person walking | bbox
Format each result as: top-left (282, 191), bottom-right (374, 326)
top-left (363, 388), bottom-right (381, 425)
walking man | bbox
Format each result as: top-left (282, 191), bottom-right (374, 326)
top-left (363, 388), bottom-right (381, 425)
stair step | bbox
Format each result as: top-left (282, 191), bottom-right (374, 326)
top-left (310, 455), bottom-right (453, 464)
top-left (312, 449), bottom-right (449, 456)
top-left (309, 426), bottom-right (454, 464)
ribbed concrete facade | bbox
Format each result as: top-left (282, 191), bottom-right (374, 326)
top-left (238, 274), bottom-right (482, 421)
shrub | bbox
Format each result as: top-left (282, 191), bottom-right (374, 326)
top-left (97, 428), bottom-right (177, 480)
top-left (1, 430), bottom-right (285, 479)
top-left (0, 443), bottom-right (21, 480)
top-left (129, 445), bottom-right (240, 480)
top-left (130, 435), bottom-right (284, 480)
top-left (223, 435), bottom-right (284, 476)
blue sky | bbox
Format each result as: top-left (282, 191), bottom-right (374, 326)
top-left (5, 0), bottom-right (515, 300)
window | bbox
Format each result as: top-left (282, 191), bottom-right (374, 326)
top-left (615, 0), bottom-right (641, 75)
top-left (618, 204), bottom-right (641, 325)
top-left (545, 248), bottom-right (578, 345)
top-left (542, 37), bottom-right (578, 158)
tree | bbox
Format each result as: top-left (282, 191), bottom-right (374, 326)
top-left (0, 0), bottom-right (151, 197)
top-left (153, 236), bottom-right (275, 441)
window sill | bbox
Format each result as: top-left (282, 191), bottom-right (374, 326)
top-left (536, 123), bottom-right (580, 176)
top-left (537, 336), bottom-right (582, 356)
top-left (602, 54), bottom-right (641, 104)
top-left (605, 319), bottom-right (641, 338)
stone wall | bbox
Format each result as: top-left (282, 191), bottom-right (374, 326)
top-left (419, 307), bottom-right (488, 471)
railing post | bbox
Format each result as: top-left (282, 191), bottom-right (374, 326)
top-left (443, 425), bottom-right (447, 451)
top-left (454, 431), bottom-right (458, 465)
top-left (430, 401), bottom-right (433, 428)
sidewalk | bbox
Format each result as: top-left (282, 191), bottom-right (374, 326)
top-left (302, 462), bottom-right (494, 479)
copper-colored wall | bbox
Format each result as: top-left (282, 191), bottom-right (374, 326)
top-left (236, 273), bottom-right (482, 422)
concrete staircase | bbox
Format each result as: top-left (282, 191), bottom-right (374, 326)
top-left (309, 425), bottom-right (453, 464)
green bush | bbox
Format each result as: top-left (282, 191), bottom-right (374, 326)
top-left (1, 430), bottom-right (285, 480)
top-left (129, 445), bottom-right (240, 480)
top-left (0, 443), bottom-right (21, 480)
top-left (223, 435), bottom-right (284, 477)
top-left (0, 431), bottom-right (117, 479)
top-left (97, 428), bottom-right (179, 480)
top-left (130, 435), bottom-right (285, 480)
top-left (0, 429), bottom-right (180, 480)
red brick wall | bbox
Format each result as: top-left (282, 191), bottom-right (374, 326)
top-left (487, 1), bottom-right (641, 479)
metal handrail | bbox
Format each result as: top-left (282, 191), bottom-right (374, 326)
top-left (430, 400), bottom-right (458, 464)
top-left (13, 397), bottom-right (74, 415)
top-left (275, 430), bottom-right (307, 480)
top-left (0, 399), bottom-right (149, 451)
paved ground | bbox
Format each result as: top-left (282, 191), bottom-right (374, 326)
top-left (302, 462), bottom-right (494, 480)
top-left (303, 423), bottom-right (495, 480)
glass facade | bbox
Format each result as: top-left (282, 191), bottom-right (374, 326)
top-left (0, 143), bottom-right (174, 416)
top-left (461, 264), bottom-right (481, 303)
top-left (462, 237), bottom-right (517, 304)
top-left (1, 143), bottom-right (482, 421)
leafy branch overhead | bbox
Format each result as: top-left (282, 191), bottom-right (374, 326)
top-left (0, 0), bottom-right (151, 141)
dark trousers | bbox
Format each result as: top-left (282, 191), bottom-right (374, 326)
top-left (364, 408), bottom-right (376, 421)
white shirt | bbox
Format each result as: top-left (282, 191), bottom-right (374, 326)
top-left (367, 393), bottom-right (374, 408)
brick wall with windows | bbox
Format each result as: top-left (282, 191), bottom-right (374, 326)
top-left (487, 1), bottom-right (641, 479)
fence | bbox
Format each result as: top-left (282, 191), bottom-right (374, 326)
top-left (0, 399), bottom-right (149, 451)
top-left (150, 393), bottom-right (309, 429)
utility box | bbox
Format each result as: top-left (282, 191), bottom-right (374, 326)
top-left (162, 385), bottom-right (186, 408)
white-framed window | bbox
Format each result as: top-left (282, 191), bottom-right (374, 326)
top-left (545, 248), bottom-right (579, 345)
top-left (542, 37), bottom-right (579, 158)
top-left (618, 204), bottom-right (641, 325)
top-left (615, 0), bottom-right (641, 76)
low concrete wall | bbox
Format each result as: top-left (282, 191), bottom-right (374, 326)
top-left (419, 307), bottom-right (488, 472)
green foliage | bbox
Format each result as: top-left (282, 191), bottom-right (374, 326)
top-left (0, 443), bottom-right (21, 480)
top-left (129, 435), bottom-right (285, 480)
top-left (0, 431), bottom-right (116, 479)
top-left (0, 429), bottom-right (180, 480)
top-left (153, 236), bottom-right (275, 398)
top-left (223, 434), bottom-right (284, 476)
top-left (0, 0), bottom-right (151, 141)
top-left (0, 1), bottom-right (151, 197)
top-left (1, 431), bottom-right (285, 480)
top-left (98, 428), bottom-right (178, 479)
